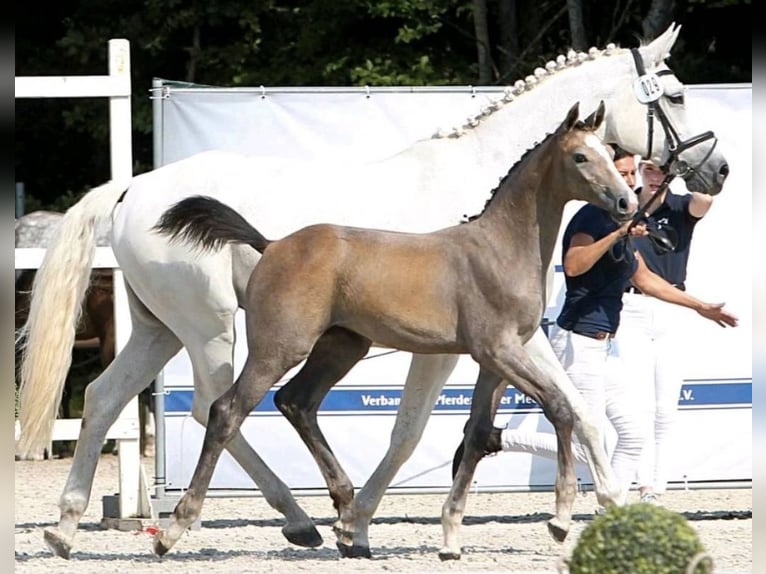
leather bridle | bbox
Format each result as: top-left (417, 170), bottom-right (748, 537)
top-left (626, 48), bottom-right (719, 230)
top-left (629, 48), bottom-right (717, 180)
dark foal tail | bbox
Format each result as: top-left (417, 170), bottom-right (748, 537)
top-left (153, 195), bottom-right (271, 254)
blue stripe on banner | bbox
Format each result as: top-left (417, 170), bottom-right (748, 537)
top-left (164, 379), bottom-right (752, 415)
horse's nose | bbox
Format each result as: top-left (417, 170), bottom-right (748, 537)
top-left (618, 194), bottom-right (637, 215)
top-left (719, 162), bottom-right (730, 180)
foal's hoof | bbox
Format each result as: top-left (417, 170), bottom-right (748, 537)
top-left (438, 549), bottom-right (462, 561)
top-left (282, 523), bottom-right (323, 548)
top-left (547, 518), bottom-right (570, 543)
top-left (336, 541), bottom-right (372, 559)
top-left (43, 527), bottom-right (72, 559)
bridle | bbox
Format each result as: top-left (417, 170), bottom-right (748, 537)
top-left (629, 47), bottom-right (717, 180)
top-left (626, 48), bottom-right (718, 230)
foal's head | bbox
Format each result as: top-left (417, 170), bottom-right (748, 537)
top-left (553, 102), bottom-right (637, 222)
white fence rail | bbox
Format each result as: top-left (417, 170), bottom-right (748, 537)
top-left (15, 40), bottom-right (148, 520)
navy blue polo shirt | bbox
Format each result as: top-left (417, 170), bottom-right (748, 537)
top-left (556, 204), bottom-right (638, 335)
top-left (630, 190), bottom-right (699, 288)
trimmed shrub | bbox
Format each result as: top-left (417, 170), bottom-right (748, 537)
top-left (566, 503), bottom-right (713, 574)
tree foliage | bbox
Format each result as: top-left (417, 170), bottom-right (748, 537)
top-left (15, 0), bottom-right (751, 209)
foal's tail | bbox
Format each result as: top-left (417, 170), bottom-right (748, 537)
top-left (154, 195), bottom-right (272, 254)
top-left (16, 180), bottom-right (128, 460)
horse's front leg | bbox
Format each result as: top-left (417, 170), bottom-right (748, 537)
top-left (440, 366), bottom-right (506, 560)
top-left (347, 353), bottom-right (459, 558)
top-left (524, 327), bottom-right (621, 507)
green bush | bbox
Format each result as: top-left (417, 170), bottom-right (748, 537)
top-left (567, 503), bottom-right (713, 574)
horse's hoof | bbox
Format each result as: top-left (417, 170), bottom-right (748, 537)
top-left (43, 527), bottom-right (72, 559)
top-left (152, 534), bottom-right (172, 557)
top-left (282, 523), bottom-right (323, 548)
top-left (547, 518), bottom-right (569, 543)
top-left (438, 549), bottom-right (462, 561)
top-left (336, 541), bottom-right (372, 559)
top-left (331, 522), bottom-right (354, 546)
top-left (332, 523), bottom-right (353, 539)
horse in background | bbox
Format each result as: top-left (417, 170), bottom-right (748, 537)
top-left (18, 24), bottom-right (730, 560)
top-left (14, 210), bottom-right (153, 457)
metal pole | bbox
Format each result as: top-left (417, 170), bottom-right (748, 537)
top-left (151, 77), bottom-right (167, 502)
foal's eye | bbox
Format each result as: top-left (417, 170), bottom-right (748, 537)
top-left (573, 153), bottom-right (587, 164)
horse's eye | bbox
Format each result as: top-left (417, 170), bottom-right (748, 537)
top-left (574, 153), bottom-right (587, 164)
top-left (667, 94), bottom-right (684, 105)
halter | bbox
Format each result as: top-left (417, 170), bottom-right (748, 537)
top-left (629, 48), bottom-right (717, 179)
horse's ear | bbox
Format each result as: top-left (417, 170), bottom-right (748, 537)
top-left (582, 100), bottom-right (606, 131)
top-left (643, 22), bottom-right (681, 67)
top-left (562, 102), bottom-right (580, 132)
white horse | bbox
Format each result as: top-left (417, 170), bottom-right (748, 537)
top-left (17, 24), bottom-right (728, 560)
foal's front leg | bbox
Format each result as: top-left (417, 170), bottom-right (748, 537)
top-left (442, 339), bottom-right (581, 559)
top-left (524, 327), bottom-right (621, 507)
top-left (480, 336), bottom-right (579, 541)
top-left (441, 366), bottom-right (506, 560)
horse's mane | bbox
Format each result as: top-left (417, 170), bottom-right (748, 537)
top-left (462, 119), bottom-right (597, 223)
top-left (461, 131), bottom-right (555, 222)
top-left (433, 43), bottom-right (620, 140)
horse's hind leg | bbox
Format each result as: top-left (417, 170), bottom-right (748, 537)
top-left (44, 289), bottom-right (182, 559)
top-left (346, 353), bottom-right (458, 558)
top-left (273, 327), bottom-right (371, 549)
top-left (183, 329), bottom-right (322, 549)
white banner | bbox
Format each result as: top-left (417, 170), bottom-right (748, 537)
top-left (157, 84), bottom-right (751, 494)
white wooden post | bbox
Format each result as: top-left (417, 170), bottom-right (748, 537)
top-left (15, 39), bottom-right (145, 520)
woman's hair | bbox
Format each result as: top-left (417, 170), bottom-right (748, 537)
top-left (608, 143), bottom-right (631, 161)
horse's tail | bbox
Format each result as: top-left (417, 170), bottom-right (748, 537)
top-left (16, 180), bottom-right (128, 460)
top-left (153, 195), bottom-right (272, 254)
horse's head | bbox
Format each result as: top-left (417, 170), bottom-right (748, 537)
top-left (556, 101), bottom-right (637, 222)
top-left (603, 24), bottom-right (729, 195)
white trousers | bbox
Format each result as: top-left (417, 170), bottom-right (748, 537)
top-left (616, 293), bottom-right (684, 494)
top-left (500, 323), bottom-right (646, 502)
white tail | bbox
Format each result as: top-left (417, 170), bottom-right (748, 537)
top-left (16, 180), bottom-right (128, 459)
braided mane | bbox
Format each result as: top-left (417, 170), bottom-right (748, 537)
top-left (433, 43), bottom-right (620, 140)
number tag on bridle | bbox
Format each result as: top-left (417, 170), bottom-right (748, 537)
top-left (633, 73), bottom-right (664, 104)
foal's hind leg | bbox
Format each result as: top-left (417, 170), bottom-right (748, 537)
top-left (44, 292), bottom-right (182, 559)
top-left (185, 333), bottom-right (322, 549)
top-left (155, 350), bottom-right (296, 556)
top-left (274, 327), bottom-right (371, 547)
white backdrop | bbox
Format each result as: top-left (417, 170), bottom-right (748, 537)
top-left (155, 83), bottom-right (751, 494)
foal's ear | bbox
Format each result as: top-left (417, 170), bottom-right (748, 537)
top-left (582, 100), bottom-right (606, 131)
top-left (562, 102), bottom-right (580, 131)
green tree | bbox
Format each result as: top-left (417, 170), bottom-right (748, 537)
top-left (15, 0), bottom-right (751, 209)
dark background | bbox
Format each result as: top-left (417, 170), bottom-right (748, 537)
top-left (15, 0), bottom-right (751, 211)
